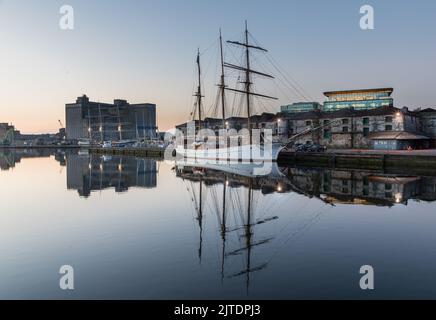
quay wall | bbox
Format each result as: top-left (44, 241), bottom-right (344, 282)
top-left (89, 147), bottom-right (165, 159)
top-left (278, 151), bottom-right (436, 174)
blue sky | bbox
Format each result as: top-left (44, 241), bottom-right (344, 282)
top-left (1, 0), bottom-right (436, 132)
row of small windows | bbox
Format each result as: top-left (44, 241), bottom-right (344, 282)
top-left (327, 92), bottom-right (391, 102)
top-left (294, 116), bottom-right (398, 139)
top-left (303, 116), bottom-right (394, 127)
top-left (323, 180), bottom-right (394, 196)
top-left (323, 124), bottom-right (392, 138)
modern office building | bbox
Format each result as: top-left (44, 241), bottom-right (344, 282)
top-left (66, 95), bottom-right (157, 142)
top-left (281, 102), bottom-right (322, 113)
top-left (323, 88), bottom-right (394, 112)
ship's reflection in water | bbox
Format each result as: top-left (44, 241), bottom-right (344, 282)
top-left (175, 162), bottom-right (436, 293)
top-left (2, 149), bottom-right (436, 298)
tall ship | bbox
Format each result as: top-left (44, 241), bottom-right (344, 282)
top-left (175, 21), bottom-right (284, 163)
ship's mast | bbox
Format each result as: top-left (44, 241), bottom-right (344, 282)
top-left (195, 49), bottom-right (203, 133)
top-left (225, 21), bottom-right (277, 145)
top-left (219, 29), bottom-right (226, 129)
top-left (244, 21), bottom-right (252, 144)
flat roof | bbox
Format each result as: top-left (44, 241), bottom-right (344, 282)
top-left (324, 88), bottom-right (394, 97)
top-left (283, 102), bottom-right (320, 105)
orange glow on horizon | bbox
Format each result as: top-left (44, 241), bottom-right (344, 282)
top-left (1, 108), bottom-right (187, 134)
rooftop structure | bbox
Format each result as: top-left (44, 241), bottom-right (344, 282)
top-left (280, 102), bottom-right (322, 113)
top-left (323, 88), bottom-right (394, 112)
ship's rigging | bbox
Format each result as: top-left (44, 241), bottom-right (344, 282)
top-left (188, 21), bottom-right (313, 125)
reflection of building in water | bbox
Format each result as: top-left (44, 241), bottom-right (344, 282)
top-left (280, 167), bottom-right (436, 206)
top-left (177, 164), bottom-right (436, 207)
top-left (66, 154), bottom-right (157, 197)
top-left (0, 149), bottom-right (67, 171)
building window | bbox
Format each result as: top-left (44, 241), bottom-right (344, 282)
top-left (385, 125), bottom-right (393, 131)
top-left (363, 127), bottom-right (370, 137)
top-left (342, 118), bottom-right (349, 125)
top-left (341, 180), bottom-right (349, 193)
top-left (306, 120), bottom-right (312, 126)
top-left (323, 120), bottom-right (330, 125)
top-left (363, 117), bottom-right (370, 125)
top-left (385, 116), bottom-right (393, 123)
top-left (342, 126), bottom-right (349, 133)
top-left (323, 129), bottom-right (331, 139)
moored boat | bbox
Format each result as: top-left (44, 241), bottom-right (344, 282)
top-left (175, 21), bottom-right (284, 163)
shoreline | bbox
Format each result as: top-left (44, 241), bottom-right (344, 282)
top-left (3, 146), bottom-right (436, 173)
top-left (278, 149), bottom-right (436, 173)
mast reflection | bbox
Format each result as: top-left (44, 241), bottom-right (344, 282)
top-left (175, 162), bottom-right (436, 293)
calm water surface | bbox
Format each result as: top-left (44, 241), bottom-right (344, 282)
top-left (1, 149), bottom-right (436, 299)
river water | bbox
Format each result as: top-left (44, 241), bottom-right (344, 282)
top-left (1, 148), bottom-right (436, 299)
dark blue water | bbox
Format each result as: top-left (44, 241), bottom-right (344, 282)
top-left (1, 148), bottom-right (436, 299)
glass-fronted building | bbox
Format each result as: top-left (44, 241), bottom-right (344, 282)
top-left (281, 102), bottom-right (322, 113)
top-left (323, 88), bottom-right (393, 112)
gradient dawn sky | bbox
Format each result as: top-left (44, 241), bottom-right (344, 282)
top-left (1, 0), bottom-right (436, 133)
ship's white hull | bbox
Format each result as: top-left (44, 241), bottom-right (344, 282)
top-left (175, 143), bottom-right (284, 163)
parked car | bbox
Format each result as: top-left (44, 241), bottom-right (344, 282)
top-left (293, 143), bottom-right (303, 150)
top-left (307, 144), bottom-right (326, 152)
top-left (295, 143), bottom-right (326, 153)
top-left (294, 143), bottom-right (309, 152)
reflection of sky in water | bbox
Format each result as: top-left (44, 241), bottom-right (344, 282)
top-left (1, 151), bottom-right (436, 299)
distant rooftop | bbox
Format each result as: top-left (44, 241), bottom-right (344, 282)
top-left (324, 88), bottom-right (394, 97)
